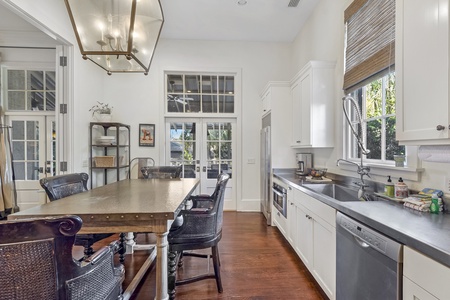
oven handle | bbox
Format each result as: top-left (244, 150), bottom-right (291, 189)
top-left (272, 187), bottom-right (286, 197)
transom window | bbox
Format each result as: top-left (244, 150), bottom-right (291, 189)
top-left (166, 73), bottom-right (234, 113)
top-left (346, 72), bottom-right (405, 163)
top-left (5, 69), bottom-right (56, 111)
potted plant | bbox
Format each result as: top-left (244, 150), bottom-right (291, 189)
top-left (89, 102), bottom-right (113, 122)
top-left (393, 153), bottom-right (406, 167)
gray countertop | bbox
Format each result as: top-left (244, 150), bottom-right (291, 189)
top-left (274, 170), bottom-right (450, 268)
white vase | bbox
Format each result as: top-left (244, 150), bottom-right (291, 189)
top-left (96, 113), bottom-right (112, 122)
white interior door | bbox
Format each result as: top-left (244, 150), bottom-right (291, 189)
top-left (166, 118), bottom-right (236, 210)
top-left (7, 115), bottom-right (55, 210)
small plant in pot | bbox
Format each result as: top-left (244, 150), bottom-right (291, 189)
top-left (89, 102), bottom-right (113, 122)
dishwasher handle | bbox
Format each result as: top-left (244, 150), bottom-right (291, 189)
top-left (353, 235), bottom-right (370, 248)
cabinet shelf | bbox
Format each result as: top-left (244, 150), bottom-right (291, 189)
top-left (89, 122), bottom-right (130, 188)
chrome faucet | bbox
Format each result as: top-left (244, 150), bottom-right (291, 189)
top-left (336, 159), bottom-right (372, 201)
top-left (339, 95), bottom-right (373, 201)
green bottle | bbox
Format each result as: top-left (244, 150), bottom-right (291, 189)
top-left (430, 193), bottom-right (439, 214)
top-left (385, 176), bottom-right (394, 198)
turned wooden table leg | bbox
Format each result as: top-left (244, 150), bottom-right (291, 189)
top-left (155, 231), bottom-right (169, 300)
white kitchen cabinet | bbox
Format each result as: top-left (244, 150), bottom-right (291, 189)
top-left (261, 89), bottom-right (271, 116)
top-left (403, 277), bottom-right (438, 300)
top-left (295, 200), bottom-right (314, 267)
top-left (260, 81), bottom-right (290, 117)
top-left (261, 82), bottom-right (295, 169)
top-left (403, 246), bottom-right (450, 300)
top-left (396, 0), bottom-right (450, 145)
top-left (290, 61), bottom-right (335, 148)
top-left (292, 187), bottom-right (336, 300)
top-left (272, 204), bottom-right (288, 237)
top-left (286, 186), bottom-right (295, 246)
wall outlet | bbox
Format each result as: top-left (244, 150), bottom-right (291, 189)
top-left (445, 177), bottom-right (450, 193)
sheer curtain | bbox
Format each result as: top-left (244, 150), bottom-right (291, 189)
top-left (0, 122), bottom-right (18, 218)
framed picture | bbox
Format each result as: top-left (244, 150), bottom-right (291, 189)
top-left (139, 124), bottom-right (155, 147)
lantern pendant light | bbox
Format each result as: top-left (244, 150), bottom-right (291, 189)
top-left (64, 0), bottom-right (164, 75)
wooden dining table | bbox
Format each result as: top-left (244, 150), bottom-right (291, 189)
top-left (8, 178), bottom-right (200, 300)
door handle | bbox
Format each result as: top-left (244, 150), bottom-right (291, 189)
top-left (45, 167), bottom-right (52, 174)
top-left (38, 167), bottom-right (44, 173)
top-left (203, 166), bottom-right (207, 172)
top-left (196, 166), bottom-right (200, 172)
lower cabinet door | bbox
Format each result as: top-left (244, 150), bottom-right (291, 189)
top-left (312, 217), bottom-right (336, 299)
top-left (403, 276), bottom-right (439, 300)
top-left (296, 204), bottom-right (313, 268)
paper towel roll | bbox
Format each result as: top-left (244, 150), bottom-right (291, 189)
top-left (418, 145), bottom-right (450, 163)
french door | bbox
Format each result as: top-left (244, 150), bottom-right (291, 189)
top-left (7, 115), bottom-right (56, 210)
top-left (166, 118), bottom-right (236, 210)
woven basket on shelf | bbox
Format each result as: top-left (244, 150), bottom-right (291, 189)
top-left (93, 156), bottom-right (115, 167)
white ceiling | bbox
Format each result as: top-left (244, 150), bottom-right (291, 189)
top-left (160, 0), bottom-right (320, 42)
top-left (0, 0), bottom-right (319, 47)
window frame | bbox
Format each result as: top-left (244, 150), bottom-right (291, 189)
top-left (165, 72), bottom-right (236, 116)
top-left (341, 73), bottom-right (422, 181)
top-left (346, 73), bottom-right (401, 166)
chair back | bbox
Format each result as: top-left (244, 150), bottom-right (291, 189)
top-left (39, 173), bottom-right (88, 201)
top-left (0, 216), bottom-right (123, 300)
top-left (213, 173), bottom-right (230, 234)
top-left (169, 173), bottom-right (229, 246)
top-left (128, 157), bottom-right (155, 179)
top-left (140, 166), bottom-right (182, 179)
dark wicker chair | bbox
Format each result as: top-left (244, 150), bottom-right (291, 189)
top-left (167, 172), bottom-right (230, 300)
top-left (140, 165), bottom-right (182, 179)
top-left (0, 215), bottom-right (124, 300)
top-left (127, 157), bottom-right (155, 179)
top-left (186, 172), bottom-right (227, 210)
top-left (39, 173), bottom-right (114, 257)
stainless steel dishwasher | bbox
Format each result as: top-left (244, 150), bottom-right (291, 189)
top-left (336, 212), bottom-right (403, 300)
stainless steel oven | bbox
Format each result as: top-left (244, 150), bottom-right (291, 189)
top-left (272, 181), bottom-right (287, 218)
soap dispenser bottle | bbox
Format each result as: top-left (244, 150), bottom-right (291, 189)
top-left (394, 177), bottom-right (409, 199)
top-left (385, 176), bottom-right (394, 197)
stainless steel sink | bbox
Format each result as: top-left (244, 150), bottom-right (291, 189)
top-left (302, 183), bottom-right (362, 202)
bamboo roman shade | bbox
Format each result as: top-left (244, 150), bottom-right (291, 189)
top-left (343, 0), bottom-right (395, 94)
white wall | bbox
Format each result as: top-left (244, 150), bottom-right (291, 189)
top-left (6, 0), bottom-right (294, 210)
top-left (103, 39), bottom-right (292, 208)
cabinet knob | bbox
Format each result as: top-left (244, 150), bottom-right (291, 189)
top-left (296, 140), bottom-right (301, 143)
top-left (436, 125), bottom-right (446, 131)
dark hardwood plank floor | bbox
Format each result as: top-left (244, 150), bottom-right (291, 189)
top-left (94, 212), bottom-right (327, 300)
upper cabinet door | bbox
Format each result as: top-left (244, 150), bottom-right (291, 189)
top-left (291, 61), bottom-right (335, 148)
top-left (396, 0), bottom-right (450, 145)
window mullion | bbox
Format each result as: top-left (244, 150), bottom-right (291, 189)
top-left (381, 76), bottom-right (387, 162)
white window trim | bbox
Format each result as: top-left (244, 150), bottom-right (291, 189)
top-left (341, 104), bottom-right (423, 181)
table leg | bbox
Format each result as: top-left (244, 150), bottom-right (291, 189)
top-left (155, 231), bottom-right (169, 300)
top-left (125, 232), bottom-right (136, 254)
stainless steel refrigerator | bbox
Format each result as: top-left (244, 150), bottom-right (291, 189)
top-left (260, 125), bottom-right (271, 225)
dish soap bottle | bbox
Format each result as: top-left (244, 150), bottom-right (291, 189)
top-left (430, 193), bottom-right (440, 214)
top-left (385, 176), bottom-right (394, 198)
top-left (394, 177), bottom-right (409, 199)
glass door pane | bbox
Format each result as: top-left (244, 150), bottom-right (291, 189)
top-left (169, 122), bottom-right (198, 178)
top-left (205, 122), bottom-right (232, 179)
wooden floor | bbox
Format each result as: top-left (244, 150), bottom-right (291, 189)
top-left (96, 212), bottom-right (327, 300)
